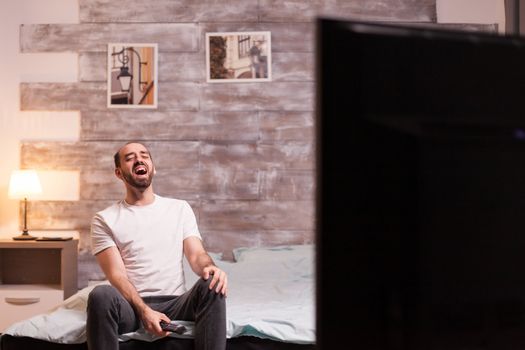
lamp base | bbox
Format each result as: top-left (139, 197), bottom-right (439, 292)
top-left (12, 232), bottom-right (37, 241)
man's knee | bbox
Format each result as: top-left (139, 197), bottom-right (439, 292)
top-left (195, 277), bottom-right (220, 294)
top-left (87, 284), bottom-right (120, 312)
top-left (196, 277), bottom-right (212, 289)
top-left (194, 278), bottom-right (226, 304)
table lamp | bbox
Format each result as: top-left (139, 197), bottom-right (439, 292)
top-left (8, 170), bottom-right (42, 240)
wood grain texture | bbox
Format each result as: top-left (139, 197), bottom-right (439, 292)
top-left (260, 170), bottom-right (315, 200)
top-left (21, 141), bottom-right (201, 171)
top-left (79, 0), bottom-right (436, 24)
top-left (201, 82), bottom-right (315, 112)
top-left (20, 23), bottom-right (198, 53)
top-left (21, 82), bottom-right (201, 111)
top-left (259, 0), bottom-right (437, 22)
top-left (80, 110), bottom-right (313, 142)
top-left (27, 200), bottom-right (114, 230)
top-left (259, 111), bottom-right (314, 141)
top-left (159, 53), bottom-right (206, 82)
top-left (157, 82), bottom-right (201, 111)
top-left (21, 82), bottom-right (313, 112)
top-left (79, 0), bottom-right (259, 23)
top-left (200, 142), bottom-right (313, 170)
top-left (272, 52), bottom-right (314, 82)
top-left (22, 141), bottom-right (114, 171)
top-left (21, 83), bottom-right (105, 111)
top-left (22, 141), bottom-right (313, 172)
top-left (80, 168), bottom-right (261, 201)
top-left (80, 52), bottom-right (206, 82)
top-left (80, 52), bottom-right (310, 83)
top-left (201, 22), bottom-right (315, 53)
top-left (80, 52), bottom-right (207, 83)
top-left (80, 168), bottom-right (312, 201)
top-left (21, 22), bottom-right (316, 54)
top-left (78, 52), bottom-right (105, 82)
top-left (195, 169), bottom-right (261, 200)
top-left (81, 110), bottom-right (260, 141)
top-left (199, 200), bottom-right (314, 231)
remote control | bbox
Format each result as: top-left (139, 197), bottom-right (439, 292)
top-left (160, 321), bottom-right (186, 334)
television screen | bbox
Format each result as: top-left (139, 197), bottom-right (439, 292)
top-left (316, 18), bottom-right (525, 350)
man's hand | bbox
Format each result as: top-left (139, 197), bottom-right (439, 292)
top-left (139, 306), bottom-right (171, 337)
top-left (203, 265), bottom-right (228, 296)
top-left (96, 247), bottom-right (171, 337)
top-left (184, 237), bottom-right (229, 296)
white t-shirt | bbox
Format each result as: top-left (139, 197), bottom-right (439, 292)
top-left (90, 194), bottom-right (201, 297)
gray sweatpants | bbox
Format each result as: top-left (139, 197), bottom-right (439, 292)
top-left (86, 278), bottom-right (226, 350)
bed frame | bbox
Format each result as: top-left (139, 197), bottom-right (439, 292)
top-left (0, 334), bottom-right (316, 350)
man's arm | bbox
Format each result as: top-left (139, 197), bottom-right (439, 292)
top-left (184, 236), bottom-right (228, 296)
top-left (95, 247), bottom-right (170, 336)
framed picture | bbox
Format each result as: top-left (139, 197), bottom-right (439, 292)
top-left (206, 31), bottom-right (272, 83)
top-left (107, 43), bottom-right (158, 108)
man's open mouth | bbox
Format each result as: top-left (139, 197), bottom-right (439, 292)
top-left (134, 165), bottom-right (148, 175)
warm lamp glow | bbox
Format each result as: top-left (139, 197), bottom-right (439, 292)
top-left (8, 170), bottom-right (42, 240)
top-left (8, 170), bottom-right (42, 199)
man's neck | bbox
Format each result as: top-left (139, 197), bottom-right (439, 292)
top-left (125, 186), bottom-right (155, 206)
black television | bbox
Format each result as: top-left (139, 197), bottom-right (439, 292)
top-left (316, 18), bottom-right (525, 350)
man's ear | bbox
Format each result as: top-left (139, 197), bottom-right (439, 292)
top-left (115, 168), bottom-right (123, 180)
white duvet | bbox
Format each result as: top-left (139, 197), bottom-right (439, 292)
top-left (1, 245), bottom-right (315, 345)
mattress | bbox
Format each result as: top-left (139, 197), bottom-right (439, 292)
top-left (0, 245), bottom-right (315, 348)
top-left (0, 334), bottom-right (315, 350)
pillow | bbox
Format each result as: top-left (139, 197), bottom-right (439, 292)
top-left (233, 244), bottom-right (314, 263)
top-left (207, 251), bottom-right (224, 262)
top-left (230, 244), bottom-right (314, 282)
top-left (183, 251), bottom-right (235, 288)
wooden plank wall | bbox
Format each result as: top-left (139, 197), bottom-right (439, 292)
top-left (19, 0), bottom-right (443, 287)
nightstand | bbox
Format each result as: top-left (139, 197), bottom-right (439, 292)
top-left (0, 239), bottom-right (78, 332)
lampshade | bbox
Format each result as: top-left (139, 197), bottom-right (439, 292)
top-left (117, 66), bottom-right (133, 92)
top-left (8, 170), bottom-right (42, 199)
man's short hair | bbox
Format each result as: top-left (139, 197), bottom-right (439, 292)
top-left (113, 150), bottom-right (121, 168)
top-left (113, 142), bottom-right (152, 168)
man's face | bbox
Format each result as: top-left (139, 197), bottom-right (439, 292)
top-left (116, 143), bottom-right (155, 189)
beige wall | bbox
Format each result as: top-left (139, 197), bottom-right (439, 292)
top-left (0, 0), bottom-right (80, 238)
top-left (437, 0), bottom-right (506, 33)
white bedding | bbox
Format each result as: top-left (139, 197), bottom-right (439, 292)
top-left (2, 244), bottom-right (315, 345)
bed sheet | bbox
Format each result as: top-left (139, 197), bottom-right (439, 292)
top-left (1, 245), bottom-right (315, 346)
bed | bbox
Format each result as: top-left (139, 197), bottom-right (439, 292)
top-left (0, 245), bottom-right (316, 350)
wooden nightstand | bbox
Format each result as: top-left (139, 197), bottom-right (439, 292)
top-left (0, 239), bottom-right (78, 332)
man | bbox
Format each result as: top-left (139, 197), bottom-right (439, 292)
top-left (87, 142), bottom-right (227, 350)
top-left (249, 40), bottom-right (265, 78)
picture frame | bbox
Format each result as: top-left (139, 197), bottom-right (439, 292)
top-left (206, 31), bottom-right (272, 83)
top-left (107, 43), bottom-right (158, 108)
